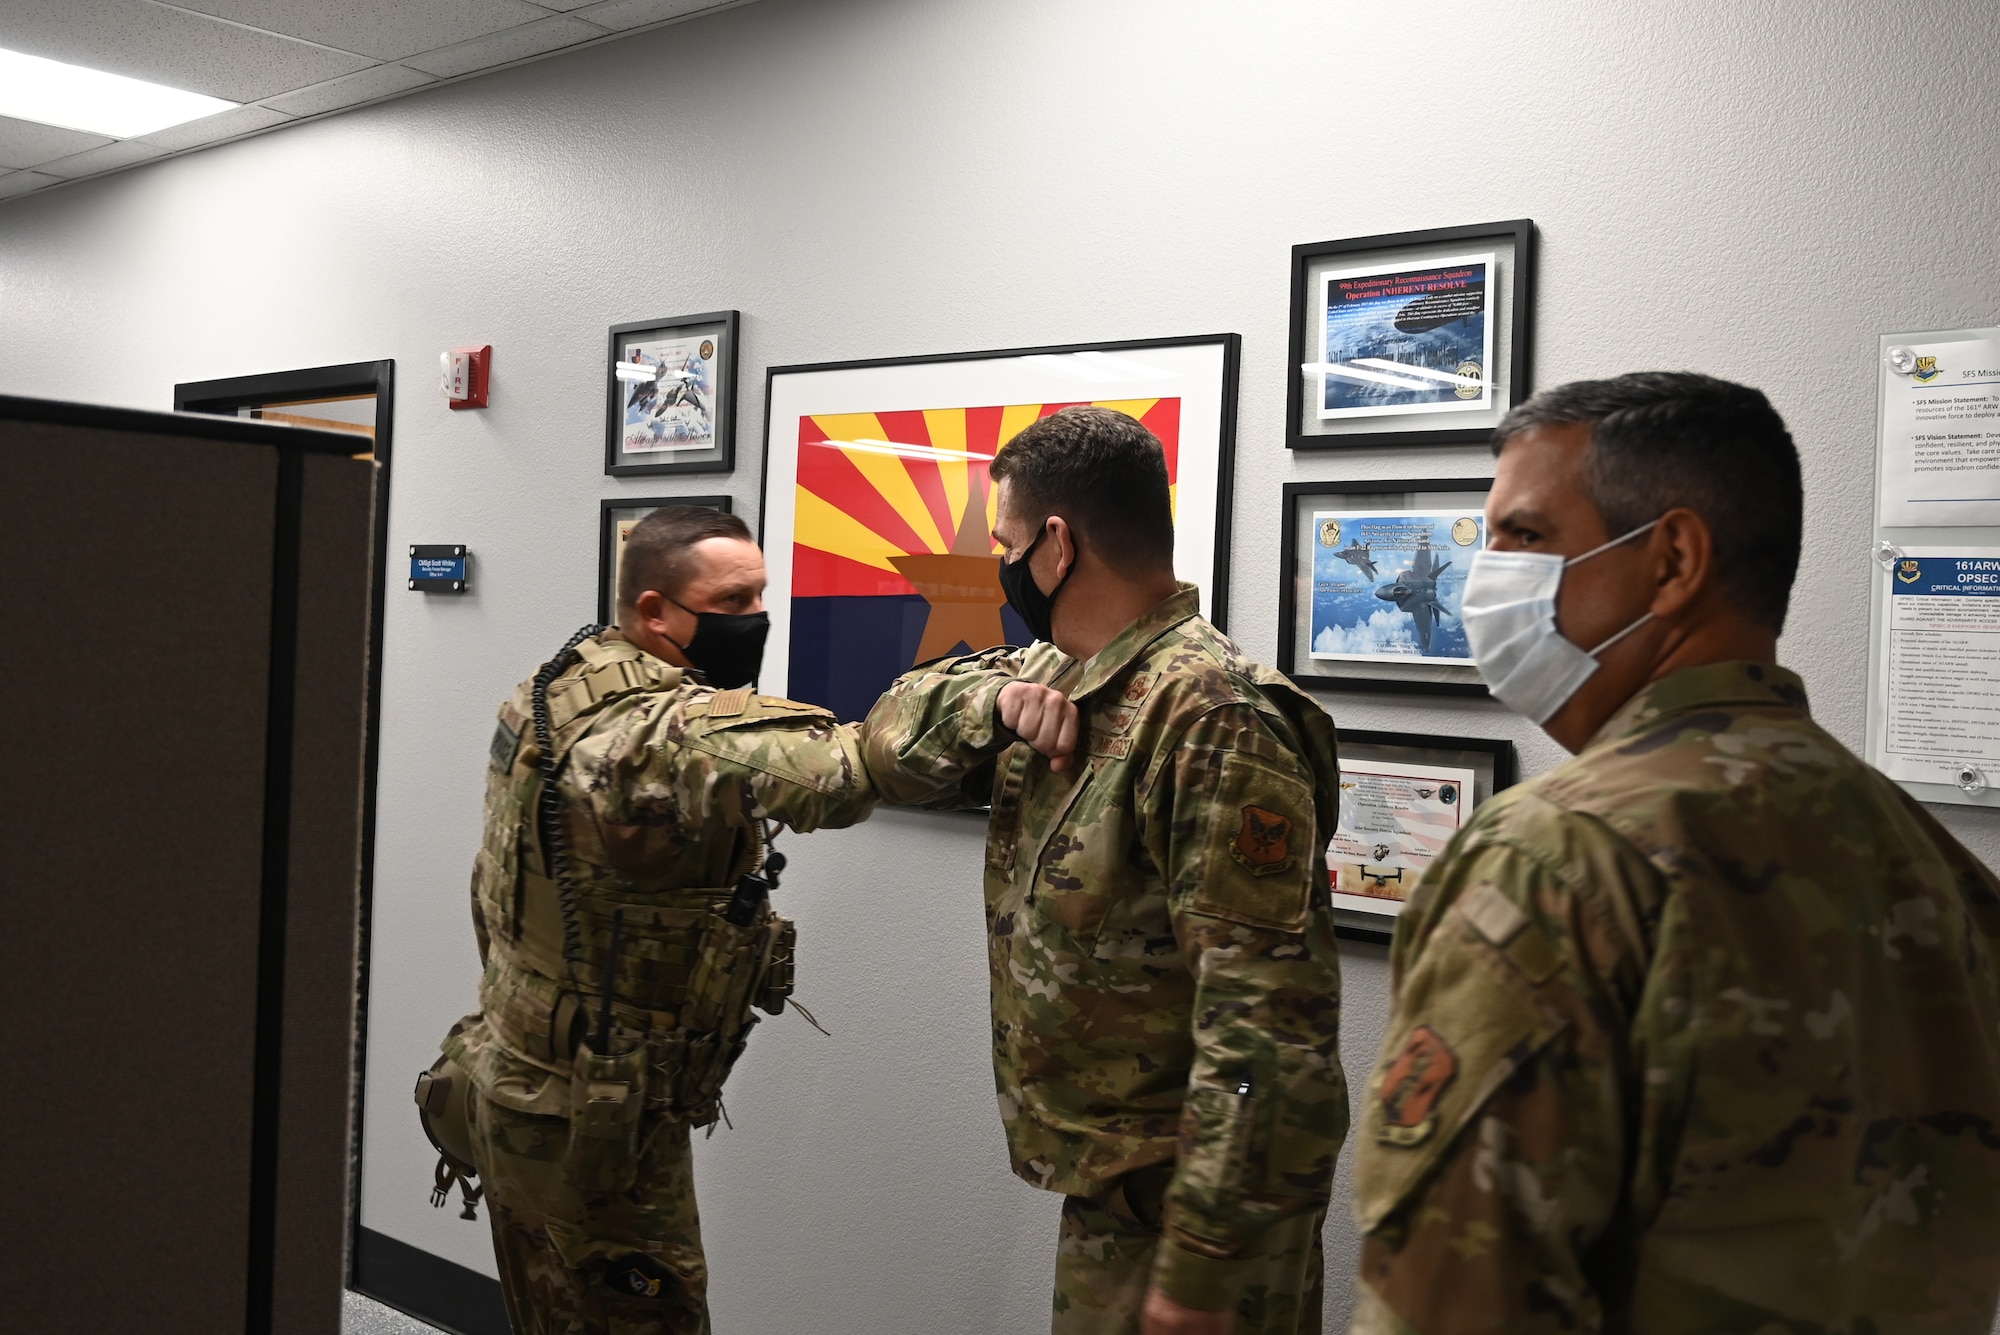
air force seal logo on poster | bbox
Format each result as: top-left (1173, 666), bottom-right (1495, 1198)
top-left (1898, 557), bottom-right (1923, 584)
top-left (1913, 354), bottom-right (1942, 383)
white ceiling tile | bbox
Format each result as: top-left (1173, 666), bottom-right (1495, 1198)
top-left (0, 116), bottom-right (111, 171)
top-left (0, 0), bottom-right (373, 102)
top-left (400, 14), bottom-right (602, 79)
top-left (0, 170), bottom-right (62, 199)
top-left (567, 0), bottom-right (724, 34)
top-left (33, 138), bottom-right (171, 179)
top-left (261, 62), bottom-right (435, 118)
top-left (167, 0), bottom-right (554, 63)
top-left (135, 102), bottom-right (294, 151)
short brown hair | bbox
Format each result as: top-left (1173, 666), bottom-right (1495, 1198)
top-left (1492, 371), bottom-right (1802, 631)
top-left (617, 504), bottom-right (752, 614)
top-left (988, 406), bottom-right (1173, 575)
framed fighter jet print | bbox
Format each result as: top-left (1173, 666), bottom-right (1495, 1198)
top-left (1277, 477), bottom-right (1493, 696)
top-left (605, 310), bottom-right (740, 477)
top-left (1285, 220), bottom-right (1535, 451)
top-left (758, 334), bottom-right (1240, 723)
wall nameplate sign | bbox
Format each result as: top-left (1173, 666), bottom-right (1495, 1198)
top-left (409, 544), bottom-right (468, 593)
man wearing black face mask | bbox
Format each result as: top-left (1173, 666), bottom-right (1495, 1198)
top-left (863, 407), bottom-right (1348, 1335)
top-left (426, 505), bottom-right (903, 1335)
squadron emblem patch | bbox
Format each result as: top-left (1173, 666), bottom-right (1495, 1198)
top-left (604, 1256), bottom-right (670, 1299)
top-left (1377, 1025), bottom-right (1457, 1147)
top-left (1232, 804), bottom-right (1293, 874)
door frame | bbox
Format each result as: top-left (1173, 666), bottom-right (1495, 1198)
top-left (175, 360), bottom-right (395, 1300)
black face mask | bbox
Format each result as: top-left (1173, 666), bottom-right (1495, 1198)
top-left (665, 598), bottom-right (769, 689)
top-left (997, 520), bottom-right (1067, 644)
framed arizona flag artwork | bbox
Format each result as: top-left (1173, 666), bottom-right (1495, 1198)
top-left (759, 334), bottom-right (1241, 722)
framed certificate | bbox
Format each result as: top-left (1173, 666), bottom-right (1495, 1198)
top-left (1328, 729), bottom-right (1516, 941)
top-left (605, 310), bottom-right (740, 477)
top-left (1278, 477), bottom-right (1494, 696)
top-left (1286, 220), bottom-right (1534, 451)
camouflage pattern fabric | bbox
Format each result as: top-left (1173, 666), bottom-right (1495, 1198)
top-left (440, 631), bottom-right (877, 1334)
top-left (1055, 1165), bottom-right (1328, 1335)
top-left (474, 1088), bottom-right (708, 1335)
top-left (862, 585), bottom-right (1349, 1316)
top-left (1351, 661), bottom-right (2000, 1335)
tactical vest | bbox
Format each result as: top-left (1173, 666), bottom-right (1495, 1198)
top-left (473, 635), bottom-right (794, 1141)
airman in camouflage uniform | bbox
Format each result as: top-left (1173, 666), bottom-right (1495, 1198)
top-left (1351, 373), bottom-right (2000, 1334)
top-left (863, 407), bottom-right (1348, 1334)
top-left (435, 508), bottom-right (879, 1335)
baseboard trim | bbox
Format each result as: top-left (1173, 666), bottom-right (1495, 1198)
top-left (352, 1226), bottom-right (509, 1335)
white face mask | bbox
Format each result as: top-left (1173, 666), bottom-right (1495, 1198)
top-left (1460, 520), bottom-right (1660, 724)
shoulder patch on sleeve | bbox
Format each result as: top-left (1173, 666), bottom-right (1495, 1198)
top-left (708, 687), bottom-right (752, 718)
top-left (1377, 1026), bottom-right (1458, 1147)
top-left (1190, 753), bottom-right (1315, 931)
top-left (490, 716), bottom-right (520, 770)
top-left (1232, 804), bottom-right (1294, 875)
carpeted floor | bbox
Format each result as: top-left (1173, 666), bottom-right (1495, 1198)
top-left (344, 1288), bottom-right (446, 1334)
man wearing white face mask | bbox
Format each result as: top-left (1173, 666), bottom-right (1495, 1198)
top-left (1348, 372), bottom-right (2000, 1335)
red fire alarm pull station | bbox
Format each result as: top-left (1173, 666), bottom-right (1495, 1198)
top-left (440, 345), bottom-right (491, 409)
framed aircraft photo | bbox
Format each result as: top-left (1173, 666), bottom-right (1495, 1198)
top-left (1286, 221), bottom-right (1535, 451)
top-left (1277, 477), bottom-right (1494, 696)
top-left (605, 310), bottom-right (740, 477)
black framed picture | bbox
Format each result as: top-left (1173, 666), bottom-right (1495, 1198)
top-left (1286, 220), bottom-right (1535, 451)
top-left (598, 494), bottom-right (734, 624)
top-left (1278, 477), bottom-right (1494, 697)
top-left (757, 334), bottom-right (1239, 722)
top-left (1329, 728), bottom-right (1517, 941)
top-left (605, 310), bottom-right (740, 477)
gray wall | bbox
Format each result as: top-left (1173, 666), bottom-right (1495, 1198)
top-left (3, 1), bottom-right (1997, 1329)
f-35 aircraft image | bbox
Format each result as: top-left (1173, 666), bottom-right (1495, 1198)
top-left (1374, 543), bottom-right (1453, 654)
top-left (1334, 538), bottom-right (1378, 581)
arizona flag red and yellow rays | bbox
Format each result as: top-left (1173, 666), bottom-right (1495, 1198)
top-left (788, 398), bottom-right (1181, 721)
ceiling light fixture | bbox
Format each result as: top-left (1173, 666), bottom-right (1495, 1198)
top-left (0, 46), bottom-right (237, 140)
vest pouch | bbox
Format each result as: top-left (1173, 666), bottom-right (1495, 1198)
top-left (562, 1040), bottom-right (650, 1193)
top-left (754, 918), bottom-right (796, 1016)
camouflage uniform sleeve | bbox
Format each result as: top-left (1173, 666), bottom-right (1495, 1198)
top-left (589, 693), bottom-right (878, 835)
top-left (1349, 802), bottom-right (1656, 1335)
top-left (858, 645), bottom-right (1036, 810)
top-left (1145, 702), bottom-right (1350, 1312)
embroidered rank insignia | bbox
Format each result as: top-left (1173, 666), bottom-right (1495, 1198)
top-left (1232, 804), bottom-right (1293, 872)
top-left (1377, 1025), bottom-right (1457, 1147)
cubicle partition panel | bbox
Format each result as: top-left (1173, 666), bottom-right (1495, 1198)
top-left (0, 396), bottom-right (376, 1335)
